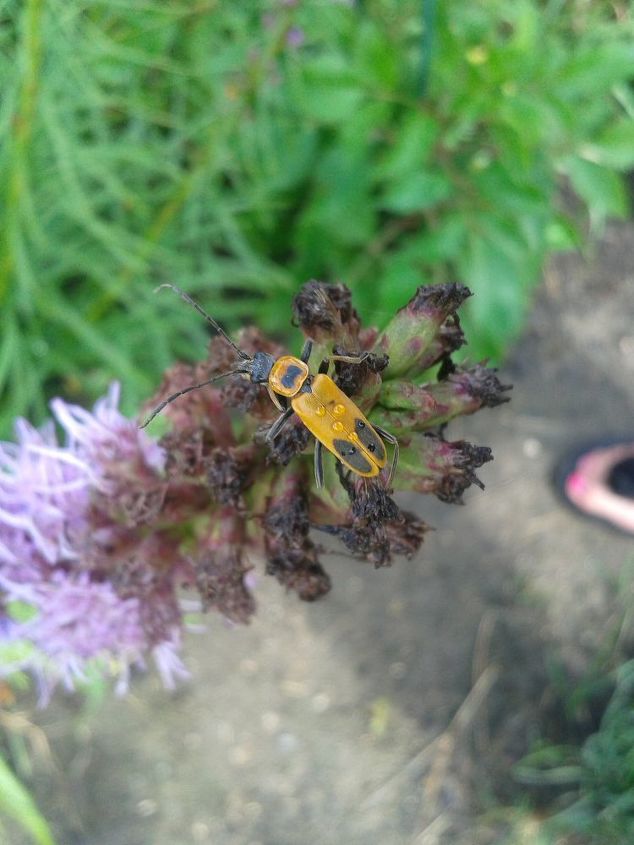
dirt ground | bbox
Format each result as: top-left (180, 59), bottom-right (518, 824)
top-left (15, 222), bottom-right (634, 845)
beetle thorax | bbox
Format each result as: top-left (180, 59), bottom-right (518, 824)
top-left (268, 356), bottom-right (310, 397)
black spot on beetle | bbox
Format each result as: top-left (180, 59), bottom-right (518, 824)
top-left (281, 364), bottom-right (305, 389)
top-left (333, 438), bottom-right (372, 473)
top-left (354, 419), bottom-right (385, 462)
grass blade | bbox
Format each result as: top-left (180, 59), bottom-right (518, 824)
top-left (0, 753), bottom-right (57, 845)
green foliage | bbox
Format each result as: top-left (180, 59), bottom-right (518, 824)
top-left (1, 0), bottom-right (632, 435)
top-left (0, 753), bottom-right (58, 845)
top-left (513, 661), bottom-right (634, 845)
top-left (0, 668), bottom-right (57, 845)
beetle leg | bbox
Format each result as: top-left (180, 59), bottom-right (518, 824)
top-left (266, 406), bottom-right (294, 442)
top-left (318, 358), bottom-right (330, 375)
top-left (373, 424), bottom-right (399, 486)
top-left (314, 440), bottom-right (324, 488)
top-left (300, 339), bottom-right (313, 364)
top-left (267, 385), bottom-right (286, 412)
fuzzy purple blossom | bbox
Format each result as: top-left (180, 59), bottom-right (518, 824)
top-left (0, 283), bottom-right (509, 698)
top-left (0, 384), bottom-right (191, 699)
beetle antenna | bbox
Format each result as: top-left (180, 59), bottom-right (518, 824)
top-left (139, 368), bottom-right (247, 429)
top-left (155, 283), bottom-right (251, 361)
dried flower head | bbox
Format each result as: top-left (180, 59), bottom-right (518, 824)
top-left (0, 283), bottom-right (509, 696)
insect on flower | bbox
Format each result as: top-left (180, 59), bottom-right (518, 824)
top-left (141, 285), bottom-right (398, 488)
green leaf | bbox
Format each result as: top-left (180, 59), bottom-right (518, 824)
top-left (415, 216), bottom-right (467, 262)
top-left (297, 84), bottom-right (364, 124)
top-left (354, 20), bottom-right (399, 88)
top-left (371, 243), bottom-right (433, 318)
top-left (471, 162), bottom-right (551, 217)
top-left (457, 230), bottom-right (532, 360)
top-left (558, 43), bottom-right (634, 98)
top-left (375, 112), bottom-right (440, 181)
top-left (0, 755), bottom-right (57, 845)
top-left (297, 147), bottom-right (375, 249)
top-left (582, 119), bottom-right (634, 171)
top-left (382, 170), bottom-right (453, 213)
top-left (563, 156), bottom-right (629, 226)
top-left (545, 215), bottom-right (583, 251)
top-left (294, 56), bottom-right (364, 124)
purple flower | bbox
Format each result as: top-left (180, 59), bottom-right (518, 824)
top-left (0, 384), bottom-right (192, 698)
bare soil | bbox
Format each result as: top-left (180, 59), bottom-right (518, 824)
top-left (14, 222), bottom-right (634, 845)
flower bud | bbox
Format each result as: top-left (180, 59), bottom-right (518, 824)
top-left (194, 509), bottom-right (256, 624)
top-left (396, 434), bottom-right (493, 503)
top-left (255, 416), bottom-right (311, 467)
top-left (293, 282), bottom-right (387, 410)
top-left (313, 468), bottom-right (428, 567)
top-left (264, 467), bottom-right (331, 600)
top-left (292, 281), bottom-right (361, 348)
top-left (207, 444), bottom-right (257, 506)
top-left (371, 363), bottom-right (511, 432)
top-left (374, 283), bottom-right (471, 379)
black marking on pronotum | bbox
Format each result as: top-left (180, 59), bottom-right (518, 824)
top-left (281, 364), bottom-right (306, 390)
top-left (333, 438), bottom-right (373, 474)
top-left (354, 418), bottom-right (386, 462)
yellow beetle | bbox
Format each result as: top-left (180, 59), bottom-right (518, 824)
top-left (142, 285), bottom-right (398, 488)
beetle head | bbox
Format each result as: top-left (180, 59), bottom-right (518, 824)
top-left (247, 351), bottom-right (276, 384)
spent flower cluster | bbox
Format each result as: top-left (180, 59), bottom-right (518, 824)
top-left (0, 282), bottom-right (509, 696)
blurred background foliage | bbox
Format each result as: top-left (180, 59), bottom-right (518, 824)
top-left (0, 669), bottom-right (58, 845)
top-left (0, 0), bottom-right (633, 437)
top-left (501, 656), bottom-right (634, 845)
